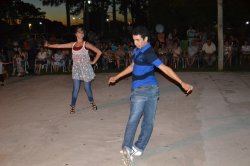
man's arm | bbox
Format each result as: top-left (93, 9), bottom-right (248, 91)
top-left (108, 63), bottom-right (134, 84)
top-left (157, 64), bottom-right (193, 93)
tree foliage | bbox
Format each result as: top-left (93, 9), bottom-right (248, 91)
top-left (1, 0), bottom-right (250, 36)
top-left (148, 0), bottom-right (217, 30)
top-left (39, 0), bottom-right (71, 31)
top-left (0, 0), bottom-right (45, 24)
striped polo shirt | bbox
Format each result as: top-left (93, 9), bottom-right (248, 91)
top-left (132, 43), bottom-right (162, 89)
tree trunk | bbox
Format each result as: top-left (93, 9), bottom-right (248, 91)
top-left (217, 0), bottom-right (224, 71)
top-left (84, 1), bottom-right (90, 31)
top-left (124, 5), bottom-right (128, 31)
top-left (100, 1), bottom-right (105, 35)
top-left (65, 0), bottom-right (71, 32)
top-left (112, 0), bottom-right (116, 22)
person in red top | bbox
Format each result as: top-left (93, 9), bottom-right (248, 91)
top-left (44, 26), bottom-right (102, 113)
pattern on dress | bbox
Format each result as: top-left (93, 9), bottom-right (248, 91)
top-left (71, 42), bottom-right (95, 82)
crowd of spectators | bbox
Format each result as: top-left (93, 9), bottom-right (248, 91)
top-left (0, 25), bottom-right (250, 85)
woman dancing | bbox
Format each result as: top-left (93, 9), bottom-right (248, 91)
top-left (45, 26), bottom-right (102, 113)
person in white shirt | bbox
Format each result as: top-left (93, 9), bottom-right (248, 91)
top-left (0, 58), bottom-right (11, 86)
top-left (186, 40), bottom-right (199, 67)
top-left (240, 40), bottom-right (250, 64)
top-left (187, 26), bottom-right (196, 45)
top-left (52, 49), bottom-right (64, 72)
top-left (35, 47), bottom-right (48, 74)
top-left (223, 40), bottom-right (233, 67)
top-left (172, 40), bottom-right (182, 69)
top-left (202, 39), bottom-right (216, 66)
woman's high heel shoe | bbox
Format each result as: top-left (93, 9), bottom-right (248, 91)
top-left (69, 105), bottom-right (75, 114)
top-left (90, 102), bottom-right (97, 111)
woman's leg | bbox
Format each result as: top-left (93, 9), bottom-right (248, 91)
top-left (38, 64), bottom-right (42, 74)
top-left (71, 79), bottom-right (81, 107)
top-left (83, 81), bottom-right (94, 102)
top-left (83, 81), bottom-right (97, 110)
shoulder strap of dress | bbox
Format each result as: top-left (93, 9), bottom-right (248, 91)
top-left (83, 41), bottom-right (86, 48)
top-left (72, 42), bottom-right (77, 47)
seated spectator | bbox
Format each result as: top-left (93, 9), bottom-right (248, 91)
top-left (12, 51), bottom-right (17, 76)
top-left (180, 39), bottom-right (189, 57)
top-left (0, 57), bottom-right (11, 86)
top-left (61, 48), bottom-right (71, 72)
top-left (165, 39), bottom-right (173, 66)
top-left (224, 40), bottom-right (233, 67)
top-left (46, 48), bottom-right (53, 71)
top-left (172, 40), bottom-right (182, 69)
top-left (52, 49), bottom-right (64, 72)
top-left (114, 45), bottom-right (125, 69)
top-left (0, 47), bottom-right (9, 62)
top-left (13, 51), bottom-right (25, 77)
top-left (126, 46), bottom-right (134, 67)
top-left (100, 43), bottom-right (110, 70)
top-left (17, 47), bottom-right (29, 74)
top-left (111, 42), bottom-right (117, 54)
top-left (156, 43), bottom-right (168, 64)
top-left (240, 40), bottom-right (250, 64)
top-left (202, 39), bottom-right (217, 66)
top-left (186, 40), bottom-right (199, 68)
top-left (187, 26), bottom-right (196, 45)
top-left (123, 43), bottom-right (130, 67)
top-left (103, 48), bottom-right (113, 70)
top-left (0, 48), bottom-right (10, 79)
top-left (12, 40), bottom-right (19, 52)
top-left (35, 47), bottom-right (48, 74)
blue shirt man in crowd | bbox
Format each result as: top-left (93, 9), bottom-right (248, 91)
top-left (108, 26), bottom-right (193, 165)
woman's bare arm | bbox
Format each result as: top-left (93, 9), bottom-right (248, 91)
top-left (44, 41), bottom-right (74, 49)
top-left (85, 42), bottom-right (102, 64)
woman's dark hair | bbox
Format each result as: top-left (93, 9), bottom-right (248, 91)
top-left (75, 26), bottom-right (85, 33)
top-left (132, 26), bottom-right (149, 40)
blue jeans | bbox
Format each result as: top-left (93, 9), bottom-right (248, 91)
top-left (122, 85), bottom-right (159, 152)
top-left (70, 79), bottom-right (94, 106)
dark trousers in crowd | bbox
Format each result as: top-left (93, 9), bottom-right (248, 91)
top-left (0, 74), bottom-right (4, 86)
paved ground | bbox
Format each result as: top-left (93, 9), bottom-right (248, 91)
top-left (0, 72), bottom-right (250, 166)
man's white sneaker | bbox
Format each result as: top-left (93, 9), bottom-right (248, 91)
top-left (132, 146), bottom-right (142, 157)
top-left (120, 147), bottom-right (133, 166)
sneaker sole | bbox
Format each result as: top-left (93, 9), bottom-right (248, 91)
top-left (121, 149), bottom-right (133, 166)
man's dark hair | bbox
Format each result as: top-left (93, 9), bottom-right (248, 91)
top-left (132, 26), bottom-right (149, 39)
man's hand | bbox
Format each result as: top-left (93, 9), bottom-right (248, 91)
top-left (180, 82), bottom-right (193, 95)
top-left (108, 76), bottom-right (117, 86)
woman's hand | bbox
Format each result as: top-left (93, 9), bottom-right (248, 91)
top-left (44, 41), bottom-right (49, 47)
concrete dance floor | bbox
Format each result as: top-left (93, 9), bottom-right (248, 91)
top-left (1, 72), bottom-right (250, 166)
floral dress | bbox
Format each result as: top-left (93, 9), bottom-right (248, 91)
top-left (71, 42), bottom-right (95, 82)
